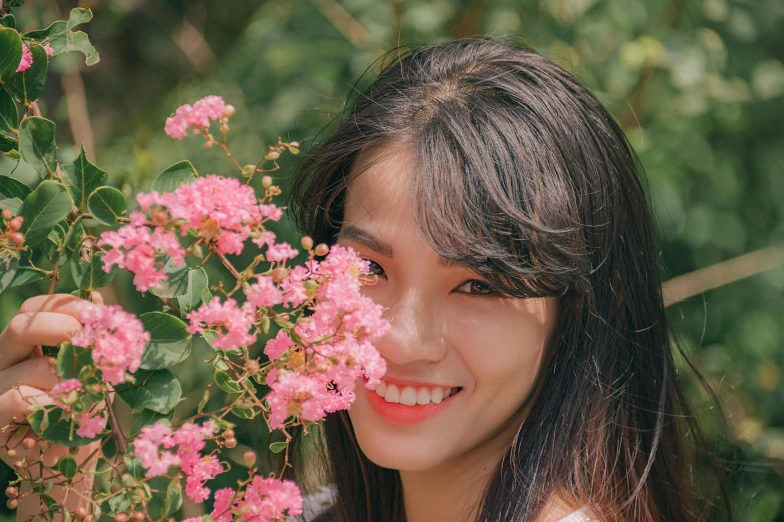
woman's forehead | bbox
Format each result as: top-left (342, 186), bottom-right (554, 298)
top-left (345, 146), bottom-right (415, 221)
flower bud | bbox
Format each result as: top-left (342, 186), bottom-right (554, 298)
top-left (5, 487), bottom-right (18, 498)
top-left (300, 236), bottom-right (313, 251)
top-left (8, 217), bottom-right (23, 230)
top-left (265, 150), bottom-right (280, 161)
top-left (221, 123), bottom-right (230, 134)
top-left (224, 437), bottom-right (237, 449)
top-left (1, 209), bottom-right (11, 220)
top-left (314, 243), bottom-right (329, 256)
top-left (223, 429), bottom-right (235, 439)
top-left (6, 499), bottom-right (18, 509)
top-left (111, 484), bottom-right (122, 494)
top-left (242, 165), bottom-right (256, 177)
top-left (13, 460), bottom-right (23, 470)
top-left (114, 513), bottom-right (128, 522)
top-left (39, 440), bottom-right (51, 452)
top-left (261, 176), bottom-right (273, 188)
top-left (73, 507), bottom-right (88, 520)
top-left (242, 450), bottom-right (257, 467)
top-left (204, 141), bottom-right (213, 148)
top-left (9, 232), bottom-right (24, 245)
top-left (132, 511), bottom-right (145, 522)
top-left (270, 267), bottom-right (289, 283)
top-left (6, 449), bottom-right (16, 458)
top-left (287, 145), bottom-right (300, 155)
top-left (223, 105), bottom-right (236, 118)
top-left (121, 474), bottom-right (136, 488)
top-left (290, 141), bottom-right (299, 148)
top-left (22, 438), bottom-right (35, 449)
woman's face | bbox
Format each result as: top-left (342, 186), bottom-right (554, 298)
top-left (338, 145), bottom-right (559, 472)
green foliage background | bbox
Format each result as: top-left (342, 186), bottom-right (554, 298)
top-left (1, 0), bottom-right (783, 520)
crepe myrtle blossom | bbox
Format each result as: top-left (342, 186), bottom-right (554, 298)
top-left (49, 379), bottom-right (83, 412)
top-left (187, 297), bottom-right (257, 351)
top-left (71, 304), bottom-right (150, 386)
top-left (133, 420), bottom-right (221, 503)
top-left (16, 42), bottom-right (54, 73)
top-left (75, 412), bottom-right (105, 438)
top-left (203, 477), bottom-right (303, 522)
top-left (99, 211), bottom-right (186, 292)
top-left (165, 95), bottom-right (234, 139)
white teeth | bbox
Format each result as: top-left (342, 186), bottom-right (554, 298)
top-left (373, 381), bottom-right (459, 405)
top-left (416, 388), bottom-right (431, 405)
top-left (384, 384), bottom-right (400, 403)
top-left (399, 387), bottom-right (418, 406)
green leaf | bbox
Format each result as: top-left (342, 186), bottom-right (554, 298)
top-left (151, 160), bottom-right (198, 194)
top-left (139, 312), bottom-right (192, 370)
top-left (62, 145), bottom-right (106, 209)
top-left (1, 196), bottom-right (22, 214)
top-left (19, 117), bottom-right (58, 177)
top-left (214, 368), bottom-right (242, 393)
top-left (176, 267), bottom-right (208, 317)
top-left (0, 15), bottom-right (16, 29)
top-left (161, 479), bottom-right (183, 518)
top-left (7, 42), bottom-right (47, 105)
top-left (56, 342), bottom-right (93, 381)
top-left (0, 131), bottom-right (17, 152)
top-left (0, 27), bottom-right (22, 85)
top-left (148, 257), bottom-right (189, 299)
top-left (0, 87), bottom-right (17, 133)
top-left (0, 257), bottom-right (19, 294)
top-left (71, 251), bottom-right (118, 291)
top-left (48, 30), bottom-right (99, 66)
top-left (9, 265), bottom-right (44, 288)
top-left (197, 389), bottom-right (210, 414)
top-left (129, 408), bottom-right (174, 438)
top-left (115, 369), bottom-right (181, 414)
top-left (230, 406), bottom-right (256, 419)
top-left (19, 180), bottom-right (73, 246)
top-left (269, 441), bottom-right (288, 453)
top-left (28, 408), bottom-right (102, 446)
top-left (87, 186), bottom-right (126, 225)
top-left (7, 0), bottom-right (25, 7)
top-left (0, 174), bottom-right (30, 199)
top-left (57, 456), bottom-right (78, 479)
top-left (24, 8), bottom-right (93, 40)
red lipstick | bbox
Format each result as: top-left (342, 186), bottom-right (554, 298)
top-left (361, 379), bottom-right (462, 426)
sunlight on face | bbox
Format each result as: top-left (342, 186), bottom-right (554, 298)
top-left (339, 144), bottom-right (559, 472)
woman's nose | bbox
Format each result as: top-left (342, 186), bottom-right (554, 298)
top-left (374, 287), bottom-right (447, 365)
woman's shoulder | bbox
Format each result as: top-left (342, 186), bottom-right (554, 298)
top-left (555, 506), bottom-right (599, 522)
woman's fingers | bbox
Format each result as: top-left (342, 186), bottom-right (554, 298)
top-left (0, 384), bottom-right (53, 452)
top-left (0, 312), bottom-right (82, 372)
top-left (0, 356), bottom-right (60, 396)
top-left (18, 293), bottom-right (99, 322)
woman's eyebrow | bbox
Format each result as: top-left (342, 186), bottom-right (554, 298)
top-left (335, 225), bottom-right (463, 269)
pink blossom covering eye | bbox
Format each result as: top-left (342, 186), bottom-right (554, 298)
top-left (71, 304), bottom-right (150, 386)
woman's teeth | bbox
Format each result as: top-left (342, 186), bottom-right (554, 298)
top-left (374, 381), bottom-right (461, 405)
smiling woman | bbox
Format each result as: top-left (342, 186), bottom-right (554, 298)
top-left (283, 37), bottom-right (732, 522)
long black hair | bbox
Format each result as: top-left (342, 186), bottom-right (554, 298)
top-left (284, 36), bottom-right (732, 522)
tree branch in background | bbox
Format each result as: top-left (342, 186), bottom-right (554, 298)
top-left (310, 0), bottom-right (371, 47)
top-left (662, 243), bottom-right (784, 307)
top-left (171, 18), bottom-right (218, 74)
top-left (61, 71), bottom-right (95, 160)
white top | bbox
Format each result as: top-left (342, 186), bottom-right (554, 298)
top-left (289, 485), bottom-right (596, 521)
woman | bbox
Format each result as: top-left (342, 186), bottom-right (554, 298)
top-left (284, 37), bottom-right (732, 521)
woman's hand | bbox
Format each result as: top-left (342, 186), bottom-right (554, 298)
top-left (0, 293), bottom-right (106, 520)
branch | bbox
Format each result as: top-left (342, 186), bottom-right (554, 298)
top-left (662, 243), bottom-right (784, 307)
top-left (309, 0), bottom-right (371, 47)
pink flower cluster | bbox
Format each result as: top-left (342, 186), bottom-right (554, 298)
top-left (133, 420), bottom-right (222, 503)
top-left (100, 175), bottom-right (293, 293)
top-left (16, 43), bottom-right (53, 73)
top-left (165, 95), bottom-right (228, 139)
top-left (71, 305), bottom-right (150, 386)
top-left (75, 412), bottom-right (105, 438)
top-left (187, 297), bottom-right (257, 351)
top-left (99, 214), bottom-right (185, 292)
top-left (184, 478), bottom-right (302, 522)
top-left (50, 378), bottom-right (83, 412)
top-left (259, 244), bottom-right (390, 429)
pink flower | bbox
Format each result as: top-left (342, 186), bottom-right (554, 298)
top-left (165, 95), bottom-right (227, 140)
top-left (134, 422), bottom-right (179, 477)
top-left (251, 230), bottom-right (276, 249)
top-left (99, 216), bottom-right (186, 292)
top-left (266, 242), bottom-right (298, 263)
top-left (50, 379), bottom-right (83, 412)
top-left (246, 276), bottom-right (283, 308)
top-left (266, 371), bottom-right (329, 430)
top-left (71, 305), bottom-right (150, 386)
top-left (43, 43), bottom-right (54, 56)
top-left (16, 44), bottom-right (33, 72)
top-left (263, 330), bottom-right (293, 361)
top-left (183, 454), bottom-right (223, 503)
top-left (75, 412), bottom-right (105, 438)
top-left (187, 297), bottom-right (257, 351)
top-left (209, 478), bottom-right (302, 521)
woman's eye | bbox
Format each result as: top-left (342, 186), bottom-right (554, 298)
top-left (360, 259), bottom-right (386, 280)
top-left (455, 279), bottom-right (496, 297)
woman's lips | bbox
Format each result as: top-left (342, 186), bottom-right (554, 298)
top-left (363, 380), bottom-right (463, 425)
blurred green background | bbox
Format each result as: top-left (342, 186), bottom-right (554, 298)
top-left (1, 0), bottom-right (783, 520)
